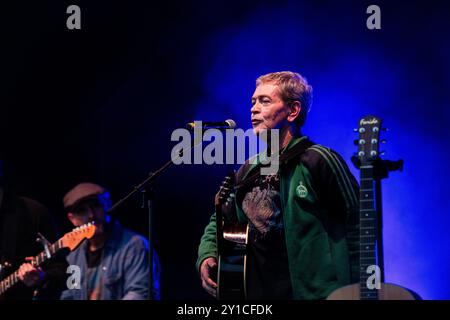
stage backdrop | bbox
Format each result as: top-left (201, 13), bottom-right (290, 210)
top-left (2, 0), bottom-right (449, 299)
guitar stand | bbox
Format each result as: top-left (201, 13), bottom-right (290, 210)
top-left (351, 156), bottom-right (404, 178)
top-left (32, 232), bottom-right (52, 299)
top-left (36, 232), bottom-right (52, 259)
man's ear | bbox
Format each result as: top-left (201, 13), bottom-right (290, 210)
top-left (67, 212), bottom-right (77, 226)
top-left (287, 101), bottom-right (301, 123)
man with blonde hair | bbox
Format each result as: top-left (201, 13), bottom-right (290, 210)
top-left (197, 71), bottom-right (359, 299)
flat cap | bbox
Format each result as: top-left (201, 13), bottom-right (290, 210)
top-left (63, 182), bottom-right (106, 210)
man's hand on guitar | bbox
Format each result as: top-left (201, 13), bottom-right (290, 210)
top-left (18, 257), bottom-right (45, 287)
top-left (200, 257), bottom-right (218, 298)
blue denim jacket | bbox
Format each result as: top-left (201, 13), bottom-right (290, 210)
top-left (60, 220), bottom-right (160, 300)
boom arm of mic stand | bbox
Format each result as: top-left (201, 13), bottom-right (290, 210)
top-left (106, 140), bottom-right (200, 299)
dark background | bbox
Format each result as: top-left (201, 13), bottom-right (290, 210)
top-left (1, 0), bottom-right (449, 299)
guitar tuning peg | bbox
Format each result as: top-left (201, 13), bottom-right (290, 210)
top-left (353, 128), bottom-right (358, 132)
top-left (381, 139), bottom-right (387, 144)
top-left (381, 151), bottom-right (386, 156)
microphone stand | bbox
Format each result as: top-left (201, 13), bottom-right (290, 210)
top-left (106, 132), bottom-right (204, 299)
top-left (107, 153), bottom-right (181, 300)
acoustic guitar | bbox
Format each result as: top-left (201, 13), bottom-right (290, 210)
top-left (327, 115), bottom-right (417, 300)
top-left (215, 173), bottom-right (248, 300)
top-left (214, 138), bottom-right (315, 299)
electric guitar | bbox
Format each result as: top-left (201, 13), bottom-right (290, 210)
top-left (215, 173), bottom-right (248, 300)
top-left (327, 115), bottom-right (417, 300)
top-left (0, 223), bottom-right (96, 297)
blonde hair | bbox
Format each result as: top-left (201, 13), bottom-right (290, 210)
top-left (256, 71), bottom-right (313, 127)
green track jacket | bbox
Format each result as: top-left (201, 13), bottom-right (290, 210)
top-left (197, 136), bottom-right (360, 299)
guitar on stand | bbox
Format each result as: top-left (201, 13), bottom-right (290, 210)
top-left (327, 115), bottom-right (418, 300)
top-left (0, 223), bottom-right (96, 297)
top-left (215, 172), bottom-right (248, 300)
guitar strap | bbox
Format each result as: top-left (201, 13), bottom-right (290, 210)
top-left (235, 137), bottom-right (315, 190)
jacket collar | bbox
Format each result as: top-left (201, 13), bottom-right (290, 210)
top-left (242, 135), bottom-right (308, 181)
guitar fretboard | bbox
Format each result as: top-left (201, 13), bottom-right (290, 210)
top-left (359, 165), bottom-right (379, 300)
top-left (0, 239), bottom-right (63, 296)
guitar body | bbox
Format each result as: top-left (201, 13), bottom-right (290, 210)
top-left (327, 283), bottom-right (416, 300)
top-left (217, 224), bottom-right (248, 300)
top-left (215, 174), bottom-right (248, 300)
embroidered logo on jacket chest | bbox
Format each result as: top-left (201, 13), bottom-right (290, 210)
top-left (296, 181), bottom-right (308, 198)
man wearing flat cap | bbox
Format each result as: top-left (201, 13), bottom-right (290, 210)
top-left (58, 182), bottom-right (160, 300)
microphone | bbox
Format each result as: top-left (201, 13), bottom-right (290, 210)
top-left (186, 119), bottom-right (237, 131)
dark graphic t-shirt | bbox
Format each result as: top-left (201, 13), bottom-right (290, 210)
top-left (241, 172), bottom-right (293, 299)
top-left (86, 248), bottom-right (103, 300)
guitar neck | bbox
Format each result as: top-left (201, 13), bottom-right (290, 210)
top-left (359, 165), bottom-right (380, 300)
top-left (0, 239), bottom-right (63, 296)
top-left (215, 203), bottom-right (225, 254)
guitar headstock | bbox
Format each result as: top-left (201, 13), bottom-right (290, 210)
top-left (354, 115), bottom-right (385, 166)
top-left (60, 223), bottom-right (96, 251)
top-left (217, 172), bottom-right (235, 206)
top-left (215, 171), bottom-right (238, 226)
